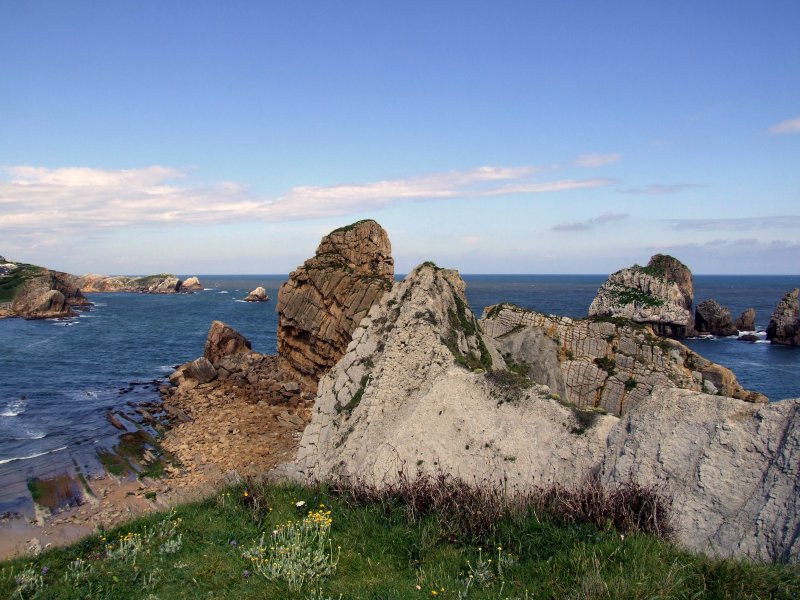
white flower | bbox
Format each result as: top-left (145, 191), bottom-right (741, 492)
top-left (295, 500), bottom-right (306, 508)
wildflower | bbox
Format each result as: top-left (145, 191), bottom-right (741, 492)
top-left (415, 585), bottom-right (421, 590)
top-left (295, 500), bottom-right (306, 508)
top-left (431, 591), bottom-right (438, 596)
top-left (243, 569), bottom-right (251, 578)
top-left (243, 490), bottom-right (249, 497)
top-left (41, 566), bottom-right (49, 575)
top-left (230, 539), bottom-right (239, 547)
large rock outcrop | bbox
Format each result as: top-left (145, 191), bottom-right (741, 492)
top-left (767, 289), bottom-right (800, 346)
top-left (292, 264), bottom-right (798, 561)
top-left (694, 299), bottom-right (737, 336)
top-left (5, 267), bottom-right (91, 319)
top-left (277, 220), bottom-right (394, 391)
top-left (600, 388), bottom-right (800, 561)
top-left (481, 303), bottom-right (765, 415)
top-left (588, 254), bottom-right (694, 337)
top-left (243, 287), bottom-right (269, 302)
top-left (295, 263), bottom-right (613, 488)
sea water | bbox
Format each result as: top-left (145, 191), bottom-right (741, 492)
top-left (0, 274), bottom-right (797, 513)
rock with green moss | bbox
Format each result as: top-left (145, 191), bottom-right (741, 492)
top-left (588, 254), bottom-right (694, 337)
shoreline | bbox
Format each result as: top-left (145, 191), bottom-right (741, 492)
top-left (0, 382), bottom-right (311, 562)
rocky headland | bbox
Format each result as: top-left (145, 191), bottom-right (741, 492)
top-left (72, 273), bottom-right (202, 294)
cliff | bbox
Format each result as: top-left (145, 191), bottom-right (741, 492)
top-left (767, 288), bottom-right (800, 346)
top-left (0, 260), bottom-right (90, 319)
top-left (74, 273), bottom-right (201, 294)
top-left (588, 254), bottom-right (694, 337)
top-left (291, 262), bottom-right (796, 561)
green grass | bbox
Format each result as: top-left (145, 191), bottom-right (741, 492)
top-left (1, 480), bottom-right (797, 599)
top-left (0, 263), bottom-right (44, 303)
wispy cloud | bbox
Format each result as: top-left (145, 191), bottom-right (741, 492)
top-left (552, 211), bottom-right (627, 232)
top-left (768, 116), bottom-right (800, 135)
top-left (0, 164), bottom-right (613, 237)
top-left (619, 183), bottom-right (702, 195)
top-left (667, 216), bottom-right (800, 231)
top-left (573, 153), bottom-right (621, 168)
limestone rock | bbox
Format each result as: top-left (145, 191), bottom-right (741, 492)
top-left (243, 286), bottom-right (269, 302)
top-left (694, 299), bottom-right (737, 336)
top-left (735, 308), bottom-right (756, 332)
top-left (295, 263), bottom-right (614, 487)
top-left (181, 276), bottom-right (203, 291)
top-left (600, 388), bottom-right (800, 561)
top-left (75, 274), bottom-right (197, 294)
top-left (767, 289), bottom-right (800, 346)
top-left (588, 254), bottom-right (694, 337)
top-left (276, 220), bottom-right (394, 391)
top-left (204, 320), bottom-right (252, 365)
top-left (482, 303), bottom-right (766, 415)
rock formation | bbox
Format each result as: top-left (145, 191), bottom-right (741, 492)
top-left (588, 254), bottom-right (694, 337)
top-left (182, 276), bottom-right (203, 292)
top-left (291, 263), bottom-right (798, 561)
top-left (482, 303), bottom-right (765, 415)
top-left (243, 286), bottom-right (269, 302)
top-left (735, 308), bottom-right (756, 332)
top-left (694, 299), bottom-right (737, 336)
top-left (75, 274), bottom-right (201, 294)
top-left (767, 289), bottom-right (800, 346)
top-left (3, 266), bottom-right (91, 319)
top-left (276, 220), bottom-right (394, 391)
top-left (600, 388), bottom-right (800, 561)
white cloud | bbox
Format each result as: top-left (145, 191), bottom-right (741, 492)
top-left (768, 117), bottom-right (800, 135)
top-left (0, 164), bottom-right (613, 236)
top-left (573, 153), bottom-right (621, 168)
top-left (552, 211), bottom-right (627, 232)
top-left (667, 216), bottom-right (800, 231)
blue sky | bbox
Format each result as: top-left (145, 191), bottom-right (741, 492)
top-left (1, 1), bottom-right (798, 274)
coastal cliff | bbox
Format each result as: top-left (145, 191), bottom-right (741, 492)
top-left (291, 261), bottom-right (797, 561)
top-left (73, 273), bottom-right (201, 294)
top-left (767, 288), bottom-right (800, 346)
top-left (0, 259), bottom-right (90, 319)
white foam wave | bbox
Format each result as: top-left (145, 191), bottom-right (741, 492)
top-left (158, 365), bottom-right (175, 373)
top-left (0, 445), bottom-right (67, 465)
top-left (1, 398), bottom-right (26, 417)
top-left (217, 291), bottom-right (229, 294)
top-left (16, 429), bottom-right (46, 440)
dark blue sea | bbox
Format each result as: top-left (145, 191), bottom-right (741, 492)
top-left (0, 273), bottom-right (797, 514)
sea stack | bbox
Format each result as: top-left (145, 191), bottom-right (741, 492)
top-left (276, 219), bottom-right (394, 391)
top-left (767, 289), bottom-right (800, 346)
top-left (588, 254), bottom-right (694, 337)
top-left (243, 286), bottom-right (269, 302)
top-left (694, 299), bottom-right (737, 336)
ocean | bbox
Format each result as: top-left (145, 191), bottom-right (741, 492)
top-left (0, 273), bottom-right (797, 515)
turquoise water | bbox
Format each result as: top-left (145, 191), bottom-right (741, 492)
top-left (0, 273), bottom-right (797, 514)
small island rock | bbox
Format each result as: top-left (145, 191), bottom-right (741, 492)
top-left (243, 286), bottom-right (269, 302)
top-left (695, 299), bottom-right (738, 336)
top-left (182, 276), bottom-right (203, 291)
top-left (735, 308), bottom-right (756, 332)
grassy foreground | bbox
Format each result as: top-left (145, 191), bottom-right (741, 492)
top-left (1, 478), bottom-right (798, 599)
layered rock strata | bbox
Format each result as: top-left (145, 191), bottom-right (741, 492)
top-left (481, 303), bottom-right (765, 415)
top-left (291, 263), bottom-right (799, 561)
top-left (5, 268), bottom-right (91, 319)
top-left (694, 299), bottom-right (737, 336)
top-left (277, 219), bottom-right (394, 391)
top-left (588, 254), bottom-right (694, 337)
top-left (767, 289), bottom-right (800, 346)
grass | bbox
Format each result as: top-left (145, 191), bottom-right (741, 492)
top-left (2, 478), bottom-right (797, 599)
top-left (608, 284), bottom-right (665, 309)
top-left (0, 263), bottom-right (44, 303)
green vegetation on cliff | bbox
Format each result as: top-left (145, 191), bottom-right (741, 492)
top-left (0, 262), bottom-right (44, 303)
top-left (1, 479), bottom-right (797, 599)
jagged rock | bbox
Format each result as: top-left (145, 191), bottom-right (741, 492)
top-left (735, 308), bottom-right (756, 332)
top-left (276, 220), bottom-right (394, 391)
top-left (204, 321), bottom-right (252, 365)
top-left (295, 263), bottom-right (611, 487)
top-left (182, 276), bottom-right (203, 291)
top-left (292, 264), bottom-right (799, 561)
top-left (739, 334), bottom-right (759, 343)
top-left (600, 388), bottom-right (800, 561)
top-left (186, 357), bottom-right (218, 384)
top-left (482, 303), bottom-right (766, 415)
top-left (694, 299), bottom-right (737, 336)
top-left (243, 286), bottom-right (269, 302)
top-left (767, 289), bottom-right (800, 346)
top-left (588, 254), bottom-right (694, 337)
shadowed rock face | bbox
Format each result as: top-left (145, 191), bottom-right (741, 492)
top-left (588, 254), bottom-right (694, 337)
top-left (276, 220), bottom-right (394, 391)
top-left (10, 270), bottom-right (90, 319)
top-left (767, 289), bottom-right (800, 346)
top-left (695, 299), bottom-right (737, 336)
top-left (735, 308), bottom-right (756, 332)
